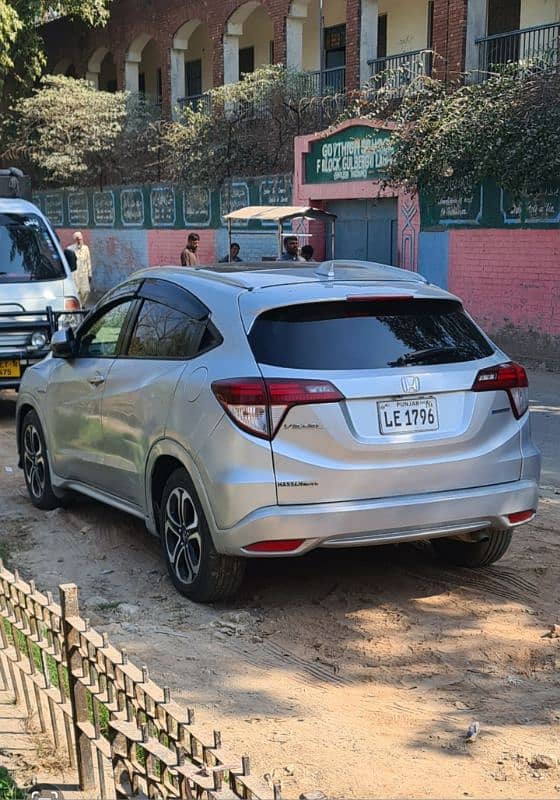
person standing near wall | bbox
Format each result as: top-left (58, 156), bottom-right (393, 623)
top-left (276, 235), bottom-right (304, 262)
top-left (181, 232), bottom-right (200, 266)
top-left (68, 231), bottom-right (92, 307)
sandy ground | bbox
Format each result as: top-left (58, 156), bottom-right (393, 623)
top-left (0, 375), bottom-right (559, 800)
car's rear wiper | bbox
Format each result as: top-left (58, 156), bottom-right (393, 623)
top-left (388, 346), bottom-right (467, 367)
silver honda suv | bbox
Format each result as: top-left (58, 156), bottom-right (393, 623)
top-left (16, 261), bottom-right (541, 602)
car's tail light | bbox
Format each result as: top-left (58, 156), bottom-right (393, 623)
top-left (64, 296), bottom-right (81, 311)
top-left (472, 362), bottom-right (529, 418)
top-left (211, 378), bottom-right (343, 440)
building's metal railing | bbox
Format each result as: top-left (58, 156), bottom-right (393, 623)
top-left (0, 563), bottom-right (277, 800)
top-left (367, 49), bottom-right (432, 94)
top-left (476, 21), bottom-right (560, 78)
top-left (177, 93), bottom-right (213, 115)
top-left (304, 66), bottom-right (346, 95)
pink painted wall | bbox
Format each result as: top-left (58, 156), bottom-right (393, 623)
top-left (147, 229), bottom-right (216, 268)
top-left (448, 229), bottom-right (560, 336)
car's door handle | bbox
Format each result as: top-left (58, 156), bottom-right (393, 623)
top-left (88, 373), bottom-right (105, 387)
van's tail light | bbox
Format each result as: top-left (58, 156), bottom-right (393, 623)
top-left (211, 378), bottom-right (343, 440)
top-left (64, 296), bottom-right (81, 311)
top-left (472, 362), bottom-right (529, 418)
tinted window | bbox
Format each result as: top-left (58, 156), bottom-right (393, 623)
top-left (0, 213), bottom-right (65, 283)
top-left (249, 299), bottom-right (494, 370)
top-left (127, 299), bottom-right (205, 358)
top-left (79, 301), bottom-right (134, 358)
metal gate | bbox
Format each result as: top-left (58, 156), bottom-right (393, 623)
top-left (327, 198), bottom-right (398, 264)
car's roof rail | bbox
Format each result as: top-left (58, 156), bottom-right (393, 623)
top-left (314, 259), bottom-right (427, 283)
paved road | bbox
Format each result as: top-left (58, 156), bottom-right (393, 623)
top-left (528, 370), bottom-right (560, 487)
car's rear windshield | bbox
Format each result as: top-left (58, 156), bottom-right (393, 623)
top-left (249, 299), bottom-right (494, 370)
top-left (0, 213), bottom-right (65, 283)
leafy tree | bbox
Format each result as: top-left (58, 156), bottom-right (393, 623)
top-left (0, 0), bottom-right (110, 105)
top-left (3, 75), bottom-right (127, 187)
top-left (379, 63), bottom-right (560, 202)
top-left (159, 65), bottom-right (343, 190)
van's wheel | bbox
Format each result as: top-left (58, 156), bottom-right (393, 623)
top-left (431, 529), bottom-right (512, 567)
top-left (160, 468), bottom-right (245, 602)
top-left (21, 410), bottom-right (60, 510)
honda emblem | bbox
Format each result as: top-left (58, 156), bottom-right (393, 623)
top-left (401, 375), bottom-right (420, 394)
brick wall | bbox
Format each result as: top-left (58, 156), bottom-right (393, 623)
top-left (448, 229), bottom-right (560, 336)
top-left (431, 0), bottom-right (468, 82)
top-left (42, 0), bottom-right (469, 113)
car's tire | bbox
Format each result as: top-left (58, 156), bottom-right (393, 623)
top-left (21, 410), bottom-right (60, 511)
top-left (159, 468), bottom-right (245, 602)
top-left (431, 528), bottom-right (512, 568)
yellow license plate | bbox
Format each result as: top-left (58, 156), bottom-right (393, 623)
top-left (0, 360), bottom-right (21, 378)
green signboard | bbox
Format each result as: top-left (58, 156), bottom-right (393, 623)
top-left (501, 187), bottom-right (560, 224)
top-left (304, 125), bottom-right (394, 184)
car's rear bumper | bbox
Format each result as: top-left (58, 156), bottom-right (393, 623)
top-left (211, 479), bottom-right (540, 556)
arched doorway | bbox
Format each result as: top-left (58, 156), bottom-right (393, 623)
top-left (125, 34), bottom-right (162, 104)
top-left (86, 47), bottom-right (117, 91)
top-left (223, 2), bottom-right (274, 84)
top-left (170, 20), bottom-right (212, 115)
top-left (286, 0), bottom-right (346, 92)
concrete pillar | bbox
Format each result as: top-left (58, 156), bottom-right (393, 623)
top-left (223, 26), bottom-right (241, 84)
top-left (124, 59), bottom-right (139, 91)
top-left (170, 48), bottom-right (186, 118)
top-left (286, 15), bottom-right (305, 70)
top-left (85, 71), bottom-right (99, 88)
top-left (360, 0), bottom-right (378, 85)
top-left (465, 0), bottom-right (487, 77)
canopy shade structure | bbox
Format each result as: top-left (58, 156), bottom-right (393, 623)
top-left (223, 205), bottom-right (337, 260)
top-left (223, 205), bottom-right (336, 223)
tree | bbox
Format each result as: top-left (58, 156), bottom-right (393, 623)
top-left (159, 65), bottom-right (343, 191)
top-left (3, 75), bottom-right (127, 187)
top-left (0, 0), bottom-right (110, 105)
top-left (380, 64), bottom-right (560, 202)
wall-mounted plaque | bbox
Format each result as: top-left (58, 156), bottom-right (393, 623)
top-left (150, 186), bottom-right (176, 227)
top-left (121, 188), bottom-right (145, 226)
top-left (67, 192), bottom-right (89, 227)
top-left (184, 187), bottom-right (211, 227)
top-left (93, 191), bottom-right (115, 226)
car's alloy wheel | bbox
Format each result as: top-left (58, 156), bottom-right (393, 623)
top-left (159, 468), bottom-right (245, 602)
top-left (21, 411), bottom-right (59, 510)
top-left (163, 487), bottom-right (203, 587)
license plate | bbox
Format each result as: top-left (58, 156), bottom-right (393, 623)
top-left (378, 396), bottom-right (439, 434)
top-left (0, 359), bottom-right (21, 379)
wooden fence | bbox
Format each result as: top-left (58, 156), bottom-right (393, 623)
top-left (0, 561), bottom-right (278, 799)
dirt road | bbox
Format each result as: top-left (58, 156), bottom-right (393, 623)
top-left (1, 376), bottom-right (559, 799)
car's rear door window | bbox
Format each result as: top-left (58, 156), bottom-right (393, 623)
top-left (249, 299), bottom-right (494, 370)
top-left (126, 299), bottom-right (206, 359)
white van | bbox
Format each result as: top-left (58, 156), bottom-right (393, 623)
top-left (0, 169), bottom-right (81, 390)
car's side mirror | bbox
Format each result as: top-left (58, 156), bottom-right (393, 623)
top-left (51, 328), bottom-right (76, 358)
top-left (64, 248), bottom-right (77, 272)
